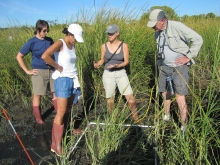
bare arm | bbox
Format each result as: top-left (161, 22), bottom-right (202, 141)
top-left (94, 44), bottom-right (106, 69)
top-left (16, 52), bottom-right (37, 75)
top-left (121, 42), bottom-right (129, 67)
top-left (42, 40), bottom-right (63, 72)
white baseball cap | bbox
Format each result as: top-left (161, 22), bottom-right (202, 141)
top-left (147, 9), bottom-right (166, 28)
top-left (68, 24), bottom-right (84, 42)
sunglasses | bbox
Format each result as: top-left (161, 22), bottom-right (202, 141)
top-left (107, 33), bottom-right (115, 36)
top-left (42, 29), bottom-right (49, 33)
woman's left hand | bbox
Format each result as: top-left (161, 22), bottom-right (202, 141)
top-left (107, 64), bottom-right (119, 69)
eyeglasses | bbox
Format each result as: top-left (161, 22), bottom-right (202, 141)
top-left (107, 33), bottom-right (115, 36)
top-left (42, 29), bottom-right (49, 33)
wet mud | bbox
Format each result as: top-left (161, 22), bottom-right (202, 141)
top-left (0, 104), bottom-right (57, 165)
top-left (0, 94), bottom-right (156, 165)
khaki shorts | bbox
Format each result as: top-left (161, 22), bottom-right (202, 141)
top-left (31, 69), bottom-right (55, 95)
top-left (102, 69), bottom-right (133, 98)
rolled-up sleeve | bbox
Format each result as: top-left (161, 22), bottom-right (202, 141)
top-left (178, 23), bottom-right (203, 59)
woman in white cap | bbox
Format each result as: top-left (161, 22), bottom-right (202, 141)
top-left (94, 24), bottom-right (142, 124)
top-left (42, 23), bottom-right (84, 156)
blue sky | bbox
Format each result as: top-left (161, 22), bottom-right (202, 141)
top-left (0, 0), bottom-right (219, 28)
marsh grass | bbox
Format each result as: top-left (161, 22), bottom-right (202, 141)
top-left (0, 5), bottom-right (220, 165)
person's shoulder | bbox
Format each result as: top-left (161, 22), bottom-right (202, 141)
top-left (56, 39), bottom-right (63, 44)
top-left (122, 42), bottom-right (128, 48)
top-left (101, 42), bottom-right (107, 52)
top-left (20, 36), bottom-right (36, 53)
top-left (44, 36), bottom-right (54, 42)
top-left (168, 20), bottom-right (185, 27)
top-left (51, 39), bottom-right (62, 47)
top-left (102, 42), bottom-right (107, 47)
top-left (26, 36), bottom-right (37, 42)
top-left (122, 41), bottom-right (127, 45)
top-left (23, 36), bottom-right (36, 46)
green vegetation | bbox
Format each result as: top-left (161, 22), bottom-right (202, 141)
top-left (0, 5), bottom-right (220, 165)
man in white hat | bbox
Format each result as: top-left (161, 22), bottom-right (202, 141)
top-left (147, 9), bottom-right (203, 131)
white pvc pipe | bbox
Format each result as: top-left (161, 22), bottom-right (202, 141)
top-left (69, 121), bottom-right (154, 155)
top-left (69, 126), bottom-right (88, 154)
top-left (89, 122), bottom-right (154, 128)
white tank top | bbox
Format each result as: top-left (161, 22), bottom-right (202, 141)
top-left (52, 39), bottom-right (78, 79)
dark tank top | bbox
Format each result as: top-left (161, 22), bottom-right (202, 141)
top-left (104, 43), bottom-right (124, 71)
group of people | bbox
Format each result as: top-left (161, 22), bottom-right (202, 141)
top-left (16, 21), bottom-right (84, 156)
top-left (16, 9), bottom-right (203, 157)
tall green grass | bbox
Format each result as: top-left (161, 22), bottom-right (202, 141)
top-left (0, 5), bottom-right (220, 165)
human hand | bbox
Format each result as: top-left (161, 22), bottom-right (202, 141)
top-left (107, 64), bottom-right (119, 69)
top-left (175, 56), bottom-right (190, 66)
top-left (57, 65), bottom-right (63, 72)
top-left (94, 61), bottom-right (101, 68)
top-left (27, 69), bottom-right (38, 75)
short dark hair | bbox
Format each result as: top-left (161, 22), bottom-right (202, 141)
top-left (34, 19), bottom-right (49, 35)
